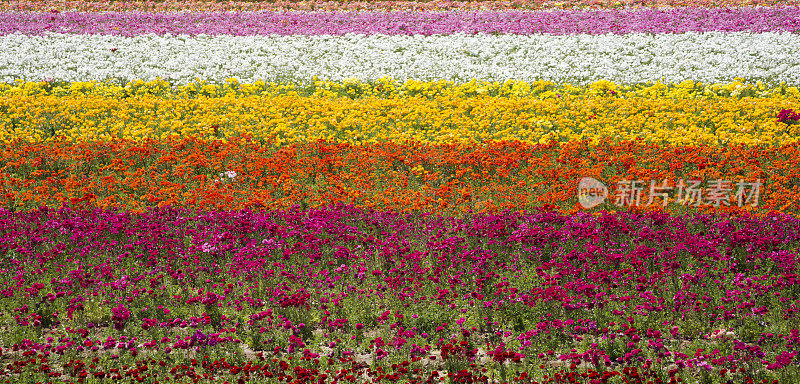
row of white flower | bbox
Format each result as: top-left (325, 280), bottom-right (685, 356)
top-left (2, 32), bottom-right (799, 85)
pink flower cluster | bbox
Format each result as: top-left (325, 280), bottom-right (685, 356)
top-left (4, 7), bottom-right (800, 36)
top-left (0, 204), bottom-right (797, 379)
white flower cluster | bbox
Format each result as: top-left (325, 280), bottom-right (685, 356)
top-left (214, 170), bottom-right (237, 184)
top-left (706, 329), bottom-right (736, 339)
top-left (1, 31), bottom-right (799, 85)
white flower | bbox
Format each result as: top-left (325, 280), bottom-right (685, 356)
top-left (1, 31), bottom-right (799, 85)
top-left (215, 170), bottom-right (237, 183)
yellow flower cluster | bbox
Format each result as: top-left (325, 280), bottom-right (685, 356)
top-left (1, 79), bottom-right (798, 147)
top-left (4, 78), bottom-right (796, 101)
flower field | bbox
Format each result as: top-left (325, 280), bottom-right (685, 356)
top-left (1, 1), bottom-right (800, 384)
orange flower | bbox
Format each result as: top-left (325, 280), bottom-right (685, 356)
top-left (0, 135), bottom-right (796, 217)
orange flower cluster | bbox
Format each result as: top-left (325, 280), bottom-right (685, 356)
top-left (0, 135), bottom-right (793, 216)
